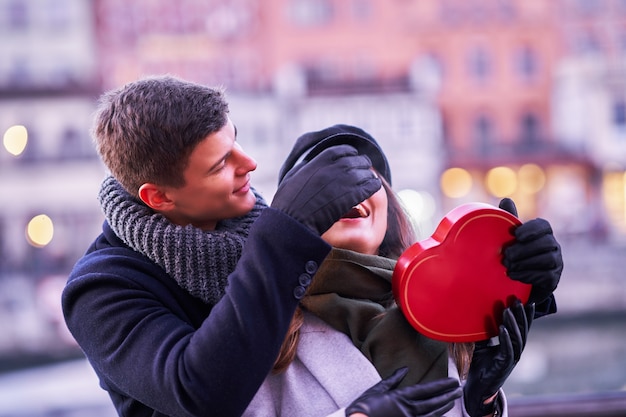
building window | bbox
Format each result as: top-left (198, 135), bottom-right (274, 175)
top-left (467, 1), bottom-right (490, 23)
top-left (17, 128), bottom-right (39, 164)
top-left (288, 0), bottom-right (333, 26)
top-left (473, 114), bottom-right (494, 155)
top-left (7, 0), bottom-right (29, 30)
top-left (619, 30), bottom-right (626, 52)
top-left (351, 0), bottom-right (372, 21)
top-left (515, 45), bottom-right (538, 81)
top-left (58, 128), bottom-right (89, 160)
top-left (439, 0), bottom-right (462, 25)
top-left (43, 0), bottom-right (71, 31)
top-left (519, 112), bottom-right (541, 146)
top-left (467, 45), bottom-right (492, 83)
top-left (8, 58), bottom-right (30, 86)
top-left (0, 218), bottom-right (6, 272)
top-left (576, 30), bottom-right (602, 54)
top-left (308, 58), bottom-right (340, 82)
top-left (497, 0), bottom-right (517, 20)
top-left (574, 0), bottom-right (603, 15)
top-left (613, 99), bottom-right (626, 132)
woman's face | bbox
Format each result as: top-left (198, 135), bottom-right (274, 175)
top-left (321, 185), bottom-right (388, 255)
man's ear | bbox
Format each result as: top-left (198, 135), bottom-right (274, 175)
top-left (138, 183), bottom-right (174, 211)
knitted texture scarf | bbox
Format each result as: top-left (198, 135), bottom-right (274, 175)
top-left (99, 175), bottom-right (267, 307)
top-left (302, 248), bottom-right (449, 387)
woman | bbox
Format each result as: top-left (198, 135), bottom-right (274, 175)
top-left (243, 124), bottom-right (562, 417)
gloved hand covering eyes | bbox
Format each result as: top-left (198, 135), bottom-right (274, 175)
top-left (271, 144), bottom-right (381, 236)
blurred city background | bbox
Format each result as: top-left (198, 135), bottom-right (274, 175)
top-left (1, 0), bottom-right (625, 416)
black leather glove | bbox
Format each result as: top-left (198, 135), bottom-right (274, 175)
top-left (498, 198), bottom-right (563, 305)
top-left (271, 144), bottom-right (381, 235)
top-left (463, 299), bottom-right (534, 417)
top-left (346, 367), bottom-right (462, 417)
top-left (498, 197), bottom-right (518, 217)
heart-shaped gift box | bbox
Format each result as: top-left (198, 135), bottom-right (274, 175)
top-left (392, 203), bottom-right (531, 342)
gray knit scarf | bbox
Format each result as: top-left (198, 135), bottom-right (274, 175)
top-left (99, 175), bottom-right (267, 307)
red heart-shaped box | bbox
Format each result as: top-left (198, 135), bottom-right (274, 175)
top-left (392, 202), bottom-right (531, 343)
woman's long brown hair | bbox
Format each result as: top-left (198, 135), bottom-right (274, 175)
top-left (272, 176), bottom-right (474, 377)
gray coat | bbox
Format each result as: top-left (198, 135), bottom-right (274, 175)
top-left (244, 312), bottom-right (507, 417)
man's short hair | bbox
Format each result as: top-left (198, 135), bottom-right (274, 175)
top-left (92, 75), bottom-right (229, 196)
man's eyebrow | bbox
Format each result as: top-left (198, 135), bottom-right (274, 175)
top-left (234, 124), bottom-right (238, 138)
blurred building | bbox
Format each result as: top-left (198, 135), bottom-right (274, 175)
top-left (0, 0), bottom-right (103, 361)
top-left (0, 0), bottom-right (103, 269)
top-left (90, 0), bottom-right (626, 241)
top-left (551, 0), bottom-right (626, 240)
top-left (91, 0), bottom-right (447, 232)
top-left (3, 0), bottom-right (626, 367)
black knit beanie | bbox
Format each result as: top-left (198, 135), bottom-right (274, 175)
top-left (278, 124), bottom-right (392, 186)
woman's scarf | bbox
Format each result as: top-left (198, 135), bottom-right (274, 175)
top-left (98, 175), bottom-right (267, 307)
top-left (302, 248), bottom-right (449, 386)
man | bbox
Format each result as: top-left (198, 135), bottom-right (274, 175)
top-left (62, 75), bottom-right (381, 416)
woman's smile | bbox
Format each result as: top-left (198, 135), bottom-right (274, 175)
top-left (340, 203), bottom-right (369, 220)
top-left (322, 187), bottom-right (388, 255)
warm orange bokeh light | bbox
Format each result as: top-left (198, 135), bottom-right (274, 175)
top-left (485, 166), bottom-right (517, 197)
top-left (3, 125), bottom-right (28, 156)
top-left (518, 163), bottom-right (546, 194)
top-left (26, 214), bottom-right (54, 248)
top-left (441, 167), bottom-right (472, 198)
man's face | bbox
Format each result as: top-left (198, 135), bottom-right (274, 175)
top-left (161, 118), bottom-right (258, 230)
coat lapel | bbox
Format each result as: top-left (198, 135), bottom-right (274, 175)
top-left (297, 312), bottom-right (381, 407)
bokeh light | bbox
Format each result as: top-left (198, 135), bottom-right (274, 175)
top-left (440, 167), bottom-right (472, 198)
top-left (602, 170), bottom-right (626, 234)
top-left (485, 166), bottom-right (517, 197)
top-left (398, 189), bottom-right (436, 222)
top-left (26, 214), bottom-right (54, 247)
top-left (518, 163), bottom-right (546, 194)
top-left (3, 125), bottom-right (28, 156)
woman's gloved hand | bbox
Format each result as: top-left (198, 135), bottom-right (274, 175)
top-left (498, 198), bottom-right (563, 306)
top-left (463, 299), bottom-right (534, 417)
top-left (346, 367), bottom-right (462, 417)
top-left (271, 144), bottom-right (381, 235)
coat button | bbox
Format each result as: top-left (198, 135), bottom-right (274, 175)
top-left (305, 261), bottom-right (318, 274)
top-left (298, 273), bottom-right (312, 286)
top-left (293, 286), bottom-right (306, 299)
